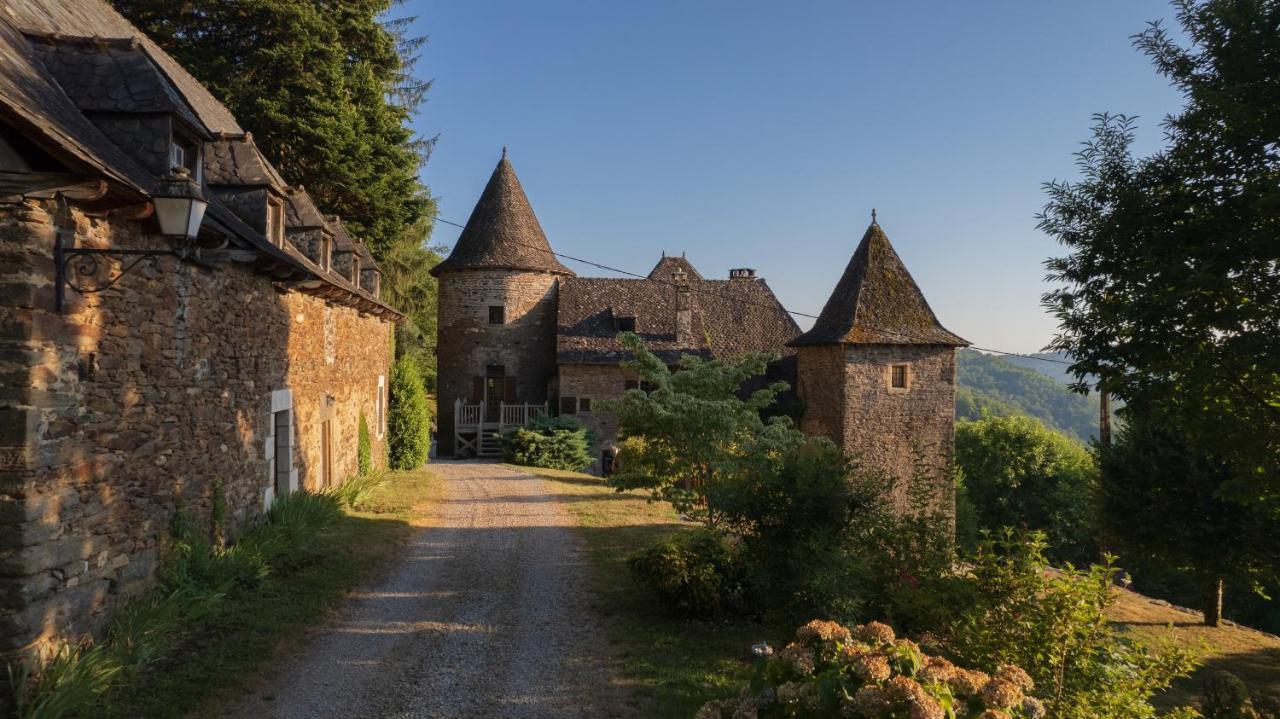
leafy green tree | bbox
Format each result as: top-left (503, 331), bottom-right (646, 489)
top-left (1099, 407), bottom-right (1280, 626)
top-left (602, 332), bottom-right (788, 526)
top-left (1039, 0), bottom-right (1280, 508)
top-left (955, 414), bottom-right (1099, 565)
top-left (388, 354), bottom-right (430, 470)
top-left (112, 0), bottom-right (434, 258)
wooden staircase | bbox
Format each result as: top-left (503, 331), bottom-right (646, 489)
top-left (477, 430), bottom-right (502, 458)
top-left (454, 400), bottom-right (547, 459)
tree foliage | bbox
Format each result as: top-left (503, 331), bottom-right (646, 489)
top-left (955, 415), bottom-right (1099, 565)
top-left (501, 415), bottom-right (594, 472)
top-left (603, 332), bottom-right (790, 526)
top-left (388, 354), bottom-right (430, 470)
top-left (112, 0), bottom-right (434, 258)
top-left (1099, 405), bottom-right (1280, 625)
top-left (955, 349), bottom-right (1101, 443)
top-left (1039, 0), bottom-right (1280, 508)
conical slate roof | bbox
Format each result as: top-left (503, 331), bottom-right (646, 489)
top-left (789, 221), bottom-right (968, 347)
top-left (431, 151), bottom-right (573, 276)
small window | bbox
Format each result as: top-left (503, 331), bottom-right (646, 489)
top-left (488, 305), bottom-right (505, 325)
top-left (560, 396), bottom-right (577, 415)
top-left (616, 316), bottom-right (636, 333)
top-left (267, 196), bottom-right (285, 244)
top-left (486, 364), bottom-right (505, 377)
top-left (376, 375), bottom-right (386, 439)
top-left (578, 397), bottom-right (592, 412)
top-left (891, 364), bottom-right (908, 389)
top-left (624, 380), bottom-right (639, 391)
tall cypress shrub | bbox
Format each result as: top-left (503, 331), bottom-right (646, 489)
top-left (388, 355), bottom-right (430, 470)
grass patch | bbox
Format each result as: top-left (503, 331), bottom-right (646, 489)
top-left (515, 465), bottom-right (785, 718)
top-left (10, 468), bottom-right (437, 719)
top-left (1108, 584), bottom-right (1280, 708)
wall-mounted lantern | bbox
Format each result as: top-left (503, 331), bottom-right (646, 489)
top-left (54, 171), bottom-right (213, 313)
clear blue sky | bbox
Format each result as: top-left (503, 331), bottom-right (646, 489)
top-left (405, 1), bottom-right (1185, 353)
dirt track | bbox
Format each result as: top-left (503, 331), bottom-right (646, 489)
top-left (226, 460), bottom-right (629, 718)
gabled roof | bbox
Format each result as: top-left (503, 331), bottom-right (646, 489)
top-left (789, 222), bottom-right (968, 347)
top-left (284, 187), bottom-right (325, 230)
top-left (430, 150), bottom-right (572, 276)
top-left (557, 256), bottom-right (800, 364)
top-left (647, 254), bottom-right (702, 281)
top-left (3, 0), bottom-right (242, 134)
top-left (204, 135), bottom-right (287, 189)
top-left (28, 36), bottom-right (203, 133)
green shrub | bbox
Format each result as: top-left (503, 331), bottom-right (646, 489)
top-left (357, 413), bottom-right (373, 476)
top-left (700, 619), bottom-right (1044, 718)
top-left (326, 469), bottom-right (389, 511)
top-left (388, 354), bottom-right (430, 470)
top-left (501, 415), bottom-right (594, 472)
top-left (628, 528), bottom-right (747, 617)
top-left (943, 529), bottom-right (1199, 719)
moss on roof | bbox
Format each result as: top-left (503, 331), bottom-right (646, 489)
top-left (789, 222), bottom-right (968, 347)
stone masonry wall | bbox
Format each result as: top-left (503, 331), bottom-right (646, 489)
top-left (796, 343), bottom-right (956, 514)
top-left (436, 270), bottom-right (558, 455)
top-left (558, 363), bottom-right (638, 466)
top-left (0, 199), bottom-right (391, 656)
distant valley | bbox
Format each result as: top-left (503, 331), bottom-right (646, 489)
top-left (956, 349), bottom-right (1101, 444)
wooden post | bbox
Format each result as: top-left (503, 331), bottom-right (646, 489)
top-left (1099, 389), bottom-right (1111, 448)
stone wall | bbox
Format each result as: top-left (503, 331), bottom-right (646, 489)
top-left (796, 343), bottom-right (956, 514)
top-left (558, 363), bottom-right (637, 463)
top-left (0, 199), bottom-right (392, 656)
top-left (435, 269), bottom-right (559, 455)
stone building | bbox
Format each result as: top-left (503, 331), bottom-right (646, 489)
top-left (788, 221), bottom-right (970, 509)
top-left (436, 155), bottom-right (968, 502)
top-left (0, 0), bottom-right (400, 657)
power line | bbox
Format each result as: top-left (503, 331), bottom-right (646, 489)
top-left (433, 216), bottom-right (1072, 366)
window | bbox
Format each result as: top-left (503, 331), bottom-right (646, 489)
top-left (170, 137), bottom-right (202, 183)
top-left (318, 235), bottom-right (331, 271)
top-left (624, 380), bottom-right (638, 391)
top-left (267, 196), bottom-right (285, 244)
top-left (890, 364), bottom-right (908, 390)
top-left (352, 257), bottom-right (361, 284)
top-left (578, 397), bottom-right (592, 412)
top-left (376, 375), bottom-right (386, 439)
top-left (488, 305), bottom-right (505, 325)
top-left (615, 316), bottom-right (636, 333)
top-left (560, 396), bottom-right (577, 415)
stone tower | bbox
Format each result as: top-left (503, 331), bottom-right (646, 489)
top-left (788, 218), bottom-right (969, 513)
top-left (431, 150), bottom-right (574, 456)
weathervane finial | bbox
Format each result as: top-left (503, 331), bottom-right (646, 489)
top-left (871, 208), bottom-right (877, 225)
top-left (502, 145), bottom-right (508, 159)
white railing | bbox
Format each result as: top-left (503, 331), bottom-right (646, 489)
top-left (454, 399), bottom-right (550, 458)
top-left (501, 402), bottom-right (547, 427)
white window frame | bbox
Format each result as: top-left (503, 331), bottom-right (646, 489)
top-left (376, 375), bottom-right (386, 439)
top-left (264, 388), bottom-right (297, 510)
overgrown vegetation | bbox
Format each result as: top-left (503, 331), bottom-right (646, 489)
top-left (357, 412), bottom-right (373, 476)
top-left (8, 470), bottom-right (431, 719)
top-left (388, 353), bottom-right (431, 470)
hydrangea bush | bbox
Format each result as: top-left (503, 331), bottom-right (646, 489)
top-left (698, 620), bottom-right (1045, 719)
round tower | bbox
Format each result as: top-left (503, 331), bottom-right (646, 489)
top-left (431, 149), bottom-right (574, 456)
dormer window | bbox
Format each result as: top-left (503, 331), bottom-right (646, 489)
top-left (267, 196), bottom-right (284, 244)
top-left (615, 316), bottom-right (636, 333)
top-left (319, 234), bottom-right (331, 271)
top-left (169, 137), bottom-right (202, 184)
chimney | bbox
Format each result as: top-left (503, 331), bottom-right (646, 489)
top-left (729, 268), bottom-right (757, 280)
top-left (673, 268), bottom-right (692, 344)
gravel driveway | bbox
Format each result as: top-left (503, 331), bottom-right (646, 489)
top-left (226, 460), bottom-right (631, 718)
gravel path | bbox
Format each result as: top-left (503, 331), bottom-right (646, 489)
top-left (226, 460), bottom-right (631, 719)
